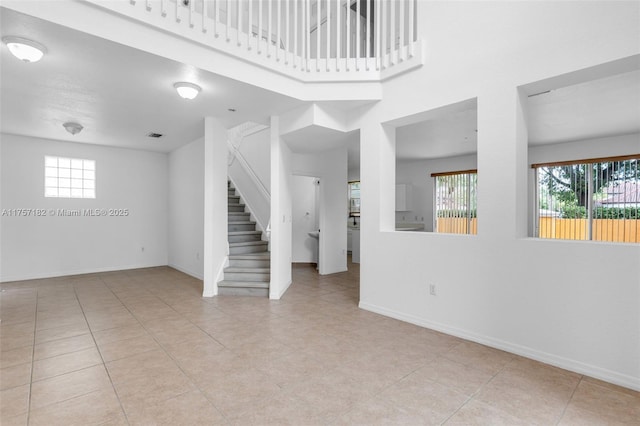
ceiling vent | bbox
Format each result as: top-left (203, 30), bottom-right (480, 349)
top-left (146, 132), bottom-right (164, 138)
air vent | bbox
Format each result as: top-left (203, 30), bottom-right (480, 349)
top-left (146, 132), bottom-right (164, 138)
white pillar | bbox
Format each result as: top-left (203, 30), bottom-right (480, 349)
top-left (203, 117), bottom-right (228, 297)
top-left (477, 86), bottom-right (529, 240)
top-left (269, 115), bottom-right (293, 299)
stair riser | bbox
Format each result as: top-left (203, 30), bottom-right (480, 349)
top-left (228, 205), bottom-right (245, 212)
top-left (229, 234), bottom-right (262, 243)
top-left (228, 197), bottom-right (241, 204)
top-left (225, 272), bottom-right (270, 282)
top-left (229, 213), bottom-right (250, 221)
top-left (228, 189), bottom-right (235, 195)
top-left (228, 224), bottom-right (256, 232)
top-left (230, 245), bottom-right (268, 255)
top-left (228, 259), bottom-right (270, 268)
top-left (218, 287), bottom-right (269, 297)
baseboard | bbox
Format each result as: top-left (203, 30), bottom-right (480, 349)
top-left (0, 262), bottom-right (168, 283)
top-left (359, 301), bottom-right (640, 392)
top-left (270, 279), bottom-right (292, 300)
top-left (167, 263), bottom-right (204, 280)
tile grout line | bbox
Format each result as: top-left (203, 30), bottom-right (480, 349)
top-left (439, 351), bottom-right (516, 425)
top-left (74, 278), bottom-right (131, 426)
top-left (25, 286), bottom-right (39, 426)
top-left (554, 374), bottom-right (584, 425)
top-left (97, 274), bottom-right (231, 423)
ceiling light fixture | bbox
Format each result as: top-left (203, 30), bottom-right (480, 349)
top-left (173, 82), bottom-right (201, 100)
top-left (63, 122), bottom-right (83, 135)
top-left (2, 36), bottom-right (47, 63)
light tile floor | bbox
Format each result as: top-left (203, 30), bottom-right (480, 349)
top-left (1, 260), bottom-right (638, 425)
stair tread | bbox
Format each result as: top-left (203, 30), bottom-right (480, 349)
top-left (229, 231), bottom-right (262, 235)
top-left (218, 280), bottom-right (269, 288)
top-left (228, 221), bottom-right (256, 225)
top-left (229, 253), bottom-right (270, 259)
top-left (225, 267), bottom-right (270, 273)
top-left (229, 241), bottom-right (268, 247)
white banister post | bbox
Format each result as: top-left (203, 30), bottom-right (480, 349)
top-left (409, 0), bottom-right (415, 58)
top-left (366, 0), bottom-right (371, 70)
top-left (237, 0), bottom-right (243, 46)
top-left (399, 0), bottom-right (405, 62)
top-left (346, 0), bottom-right (350, 71)
top-left (305, 0), bottom-right (310, 71)
top-left (267, 0), bottom-right (272, 58)
top-left (189, 0), bottom-right (195, 28)
top-left (175, 0), bottom-right (181, 22)
top-left (381, 0), bottom-right (386, 69)
top-left (315, 0), bottom-right (320, 71)
top-left (293, 0), bottom-right (298, 67)
top-left (248, 0), bottom-right (253, 49)
top-left (335, 0), bottom-right (340, 71)
top-left (390, 0), bottom-right (395, 65)
top-left (356, 0), bottom-right (360, 71)
top-left (225, 0), bottom-right (230, 41)
top-left (258, 0), bottom-right (263, 54)
top-left (214, 0), bottom-right (219, 37)
top-left (276, 0), bottom-right (281, 61)
top-left (326, 0), bottom-right (330, 71)
top-left (376, 0), bottom-right (381, 70)
top-left (202, 0), bottom-right (207, 32)
top-left (285, 0), bottom-right (290, 64)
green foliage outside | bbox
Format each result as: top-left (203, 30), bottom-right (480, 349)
top-left (560, 206), bottom-right (640, 219)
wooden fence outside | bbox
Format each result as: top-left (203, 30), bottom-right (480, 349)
top-left (437, 217), bottom-right (639, 242)
top-left (436, 218), bottom-right (478, 235)
top-left (538, 217), bottom-right (640, 243)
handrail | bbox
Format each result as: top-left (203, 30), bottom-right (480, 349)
top-left (124, 0), bottom-right (420, 80)
top-left (227, 122), bottom-right (271, 236)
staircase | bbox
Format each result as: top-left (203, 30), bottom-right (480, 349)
top-left (218, 181), bottom-right (270, 297)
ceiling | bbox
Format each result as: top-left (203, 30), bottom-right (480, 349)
top-left (393, 69), bottom-right (640, 162)
top-left (2, 8), bottom-right (638, 163)
top-left (0, 8), bottom-right (304, 153)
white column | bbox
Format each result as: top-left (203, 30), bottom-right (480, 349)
top-left (477, 86), bottom-right (529, 240)
top-left (203, 117), bottom-right (228, 297)
top-left (269, 115), bottom-right (293, 299)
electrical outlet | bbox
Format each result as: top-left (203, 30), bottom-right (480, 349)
top-left (429, 284), bottom-right (437, 296)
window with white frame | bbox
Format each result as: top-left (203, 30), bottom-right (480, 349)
top-left (532, 155), bottom-right (639, 243)
top-left (45, 156), bottom-right (96, 199)
top-left (432, 170), bottom-right (477, 235)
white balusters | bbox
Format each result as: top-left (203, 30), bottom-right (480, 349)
top-left (356, 0), bottom-right (360, 71)
top-left (248, 0), bottom-right (252, 50)
top-left (128, 0), bottom-right (419, 77)
top-left (237, 0), bottom-right (242, 46)
top-left (225, 0), bottom-right (230, 42)
top-left (258, 0), bottom-right (262, 54)
top-left (276, 0), bottom-right (281, 61)
top-left (326, 0), bottom-right (331, 71)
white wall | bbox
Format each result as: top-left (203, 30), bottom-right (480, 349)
top-left (358, 1), bottom-right (640, 391)
top-left (292, 175), bottom-right (319, 263)
top-left (168, 137), bottom-right (204, 279)
top-left (0, 134), bottom-right (168, 281)
top-left (270, 116), bottom-right (293, 299)
top-left (238, 128), bottom-right (271, 193)
top-left (293, 146), bottom-right (348, 275)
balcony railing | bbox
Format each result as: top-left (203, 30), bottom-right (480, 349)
top-left (126, 0), bottom-right (422, 81)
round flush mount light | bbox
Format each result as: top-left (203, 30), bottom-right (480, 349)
top-left (2, 36), bottom-right (47, 63)
top-left (173, 82), bottom-right (201, 100)
top-left (63, 122), bottom-right (83, 135)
